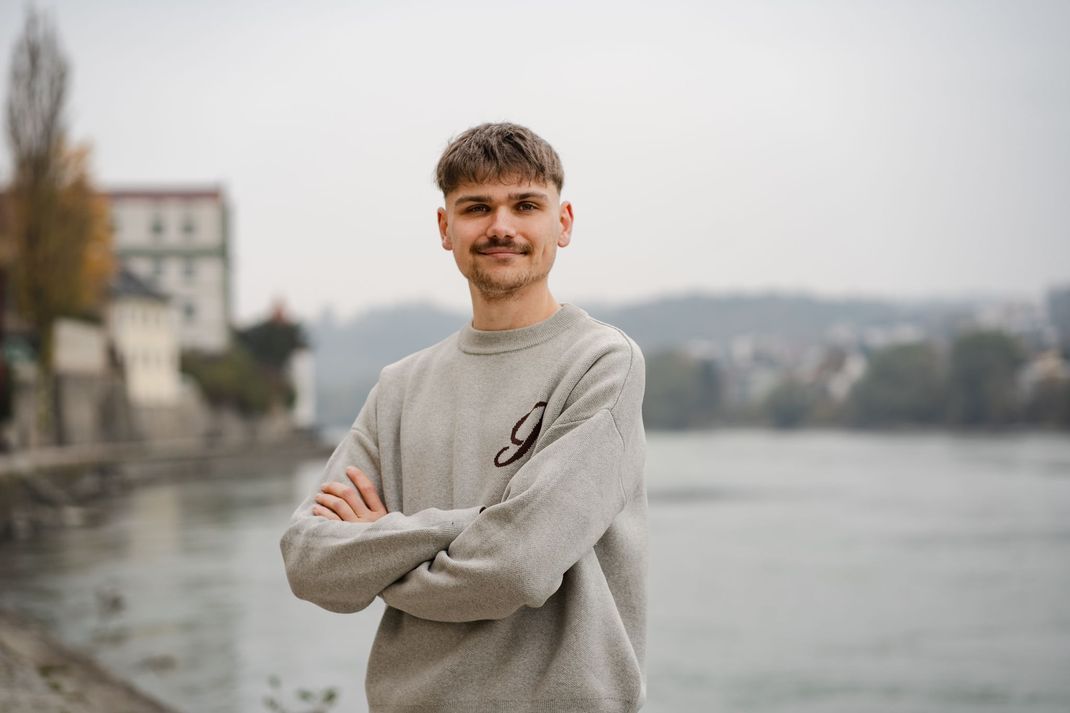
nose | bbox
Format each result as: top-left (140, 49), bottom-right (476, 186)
top-left (486, 206), bottom-right (517, 239)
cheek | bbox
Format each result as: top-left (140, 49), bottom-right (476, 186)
top-left (538, 242), bottom-right (558, 269)
top-left (540, 228), bottom-right (561, 257)
top-left (451, 225), bottom-right (479, 251)
top-left (450, 244), bottom-right (474, 277)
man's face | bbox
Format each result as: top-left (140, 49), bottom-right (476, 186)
top-left (438, 179), bottom-right (573, 300)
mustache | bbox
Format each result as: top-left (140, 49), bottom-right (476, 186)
top-left (472, 238), bottom-right (531, 254)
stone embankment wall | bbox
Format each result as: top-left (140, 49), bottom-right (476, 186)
top-left (0, 436), bottom-right (332, 541)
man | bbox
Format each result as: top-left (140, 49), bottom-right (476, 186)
top-left (281, 122), bottom-right (647, 713)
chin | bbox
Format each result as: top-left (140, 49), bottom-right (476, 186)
top-left (470, 269), bottom-right (542, 299)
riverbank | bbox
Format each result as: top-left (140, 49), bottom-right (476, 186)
top-left (0, 609), bottom-right (180, 713)
top-left (0, 435), bottom-right (333, 540)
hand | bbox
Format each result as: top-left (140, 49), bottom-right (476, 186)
top-left (312, 466), bottom-right (389, 523)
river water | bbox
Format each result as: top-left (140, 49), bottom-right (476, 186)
top-left (1, 430), bottom-right (1069, 712)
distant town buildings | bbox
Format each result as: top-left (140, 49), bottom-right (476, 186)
top-left (970, 299), bottom-right (1051, 351)
top-left (53, 319), bottom-right (108, 377)
top-left (288, 346), bottom-right (317, 429)
top-left (1019, 349), bottom-right (1070, 393)
top-left (108, 187), bottom-right (231, 353)
top-left (106, 268), bottom-right (181, 407)
top-left (2, 180), bottom-right (330, 448)
top-left (51, 317), bottom-right (114, 445)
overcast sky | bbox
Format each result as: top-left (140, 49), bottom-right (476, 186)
top-left (1, 0), bottom-right (1067, 323)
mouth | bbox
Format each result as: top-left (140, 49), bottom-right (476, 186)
top-left (475, 243), bottom-right (530, 257)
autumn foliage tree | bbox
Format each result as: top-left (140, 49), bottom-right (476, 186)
top-left (3, 8), bottom-right (113, 441)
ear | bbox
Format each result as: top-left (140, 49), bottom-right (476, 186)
top-left (437, 207), bottom-right (452, 250)
top-left (557, 201), bottom-right (574, 248)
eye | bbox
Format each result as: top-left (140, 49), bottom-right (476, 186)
top-left (465, 205), bottom-right (490, 214)
top-left (517, 202), bottom-right (539, 212)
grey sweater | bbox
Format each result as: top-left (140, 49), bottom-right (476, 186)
top-left (280, 304), bottom-right (647, 712)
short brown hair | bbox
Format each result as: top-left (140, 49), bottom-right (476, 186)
top-left (435, 122), bottom-right (564, 197)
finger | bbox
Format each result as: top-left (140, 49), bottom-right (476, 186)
top-left (312, 505), bottom-right (340, 521)
top-left (321, 480), bottom-right (370, 518)
top-left (315, 492), bottom-right (359, 522)
top-left (343, 468), bottom-right (376, 515)
top-left (350, 469), bottom-right (386, 514)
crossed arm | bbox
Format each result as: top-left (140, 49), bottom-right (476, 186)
top-left (280, 383), bottom-right (483, 614)
top-left (281, 342), bottom-right (645, 622)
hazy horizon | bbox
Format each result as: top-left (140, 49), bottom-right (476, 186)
top-left (308, 284), bottom-right (1059, 328)
top-left (2, 0), bottom-right (1067, 324)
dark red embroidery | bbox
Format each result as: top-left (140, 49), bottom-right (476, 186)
top-left (494, 401), bottom-right (547, 467)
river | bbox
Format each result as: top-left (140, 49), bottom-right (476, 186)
top-left (2, 430), bottom-right (1069, 712)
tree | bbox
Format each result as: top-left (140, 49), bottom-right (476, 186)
top-left (236, 314), bottom-right (307, 371)
top-left (848, 342), bottom-right (946, 426)
top-left (182, 310), bottom-right (309, 417)
top-left (763, 378), bottom-right (815, 429)
top-left (57, 144), bottom-right (114, 312)
top-left (947, 330), bottom-right (1024, 426)
top-left (4, 9), bottom-right (111, 442)
top-left (181, 346), bottom-right (291, 416)
top-left (642, 350), bottom-right (722, 430)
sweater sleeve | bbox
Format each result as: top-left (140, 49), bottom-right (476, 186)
top-left (379, 338), bottom-right (646, 622)
top-left (280, 383), bottom-right (482, 614)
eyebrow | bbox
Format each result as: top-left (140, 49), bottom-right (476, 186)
top-left (454, 194), bottom-right (492, 205)
top-left (454, 191), bottom-right (550, 205)
top-left (509, 191), bottom-right (549, 202)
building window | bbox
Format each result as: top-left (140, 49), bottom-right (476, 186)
top-left (182, 215), bottom-right (196, 238)
top-left (152, 257), bottom-right (163, 278)
top-left (184, 302), bottom-right (196, 322)
top-left (184, 257), bottom-right (195, 280)
top-left (151, 214), bottom-right (164, 239)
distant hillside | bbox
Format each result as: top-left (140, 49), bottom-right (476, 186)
top-left (586, 292), bottom-right (971, 350)
top-left (309, 303), bottom-right (467, 427)
top-left (310, 292), bottom-right (976, 428)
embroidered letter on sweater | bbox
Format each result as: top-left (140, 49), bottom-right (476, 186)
top-left (494, 401), bottom-right (547, 467)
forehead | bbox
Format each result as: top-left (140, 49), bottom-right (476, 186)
top-left (446, 178), bottom-right (559, 205)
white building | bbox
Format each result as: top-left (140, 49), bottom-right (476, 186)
top-left (52, 318), bottom-right (112, 445)
top-left (53, 318), bottom-right (108, 377)
top-left (106, 268), bottom-right (182, 406)
top-left (288, 346), bottom-right (317, 429)
top-left (108, 187), bottom-right (231, 353)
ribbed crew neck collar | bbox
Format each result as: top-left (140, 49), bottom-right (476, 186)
top-left (458, 304), bottom-right (586, 355)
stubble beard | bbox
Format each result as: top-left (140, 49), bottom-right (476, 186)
top-left (470, 261), bottom-right (544, 301)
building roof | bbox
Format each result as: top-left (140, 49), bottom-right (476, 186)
top-left (110, 267), bottom-right (169, 303)
top-left (107, 186), bottom-right (224, 201)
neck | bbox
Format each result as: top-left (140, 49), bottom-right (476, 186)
top-left (469, 281), bottom-right (560, 331)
